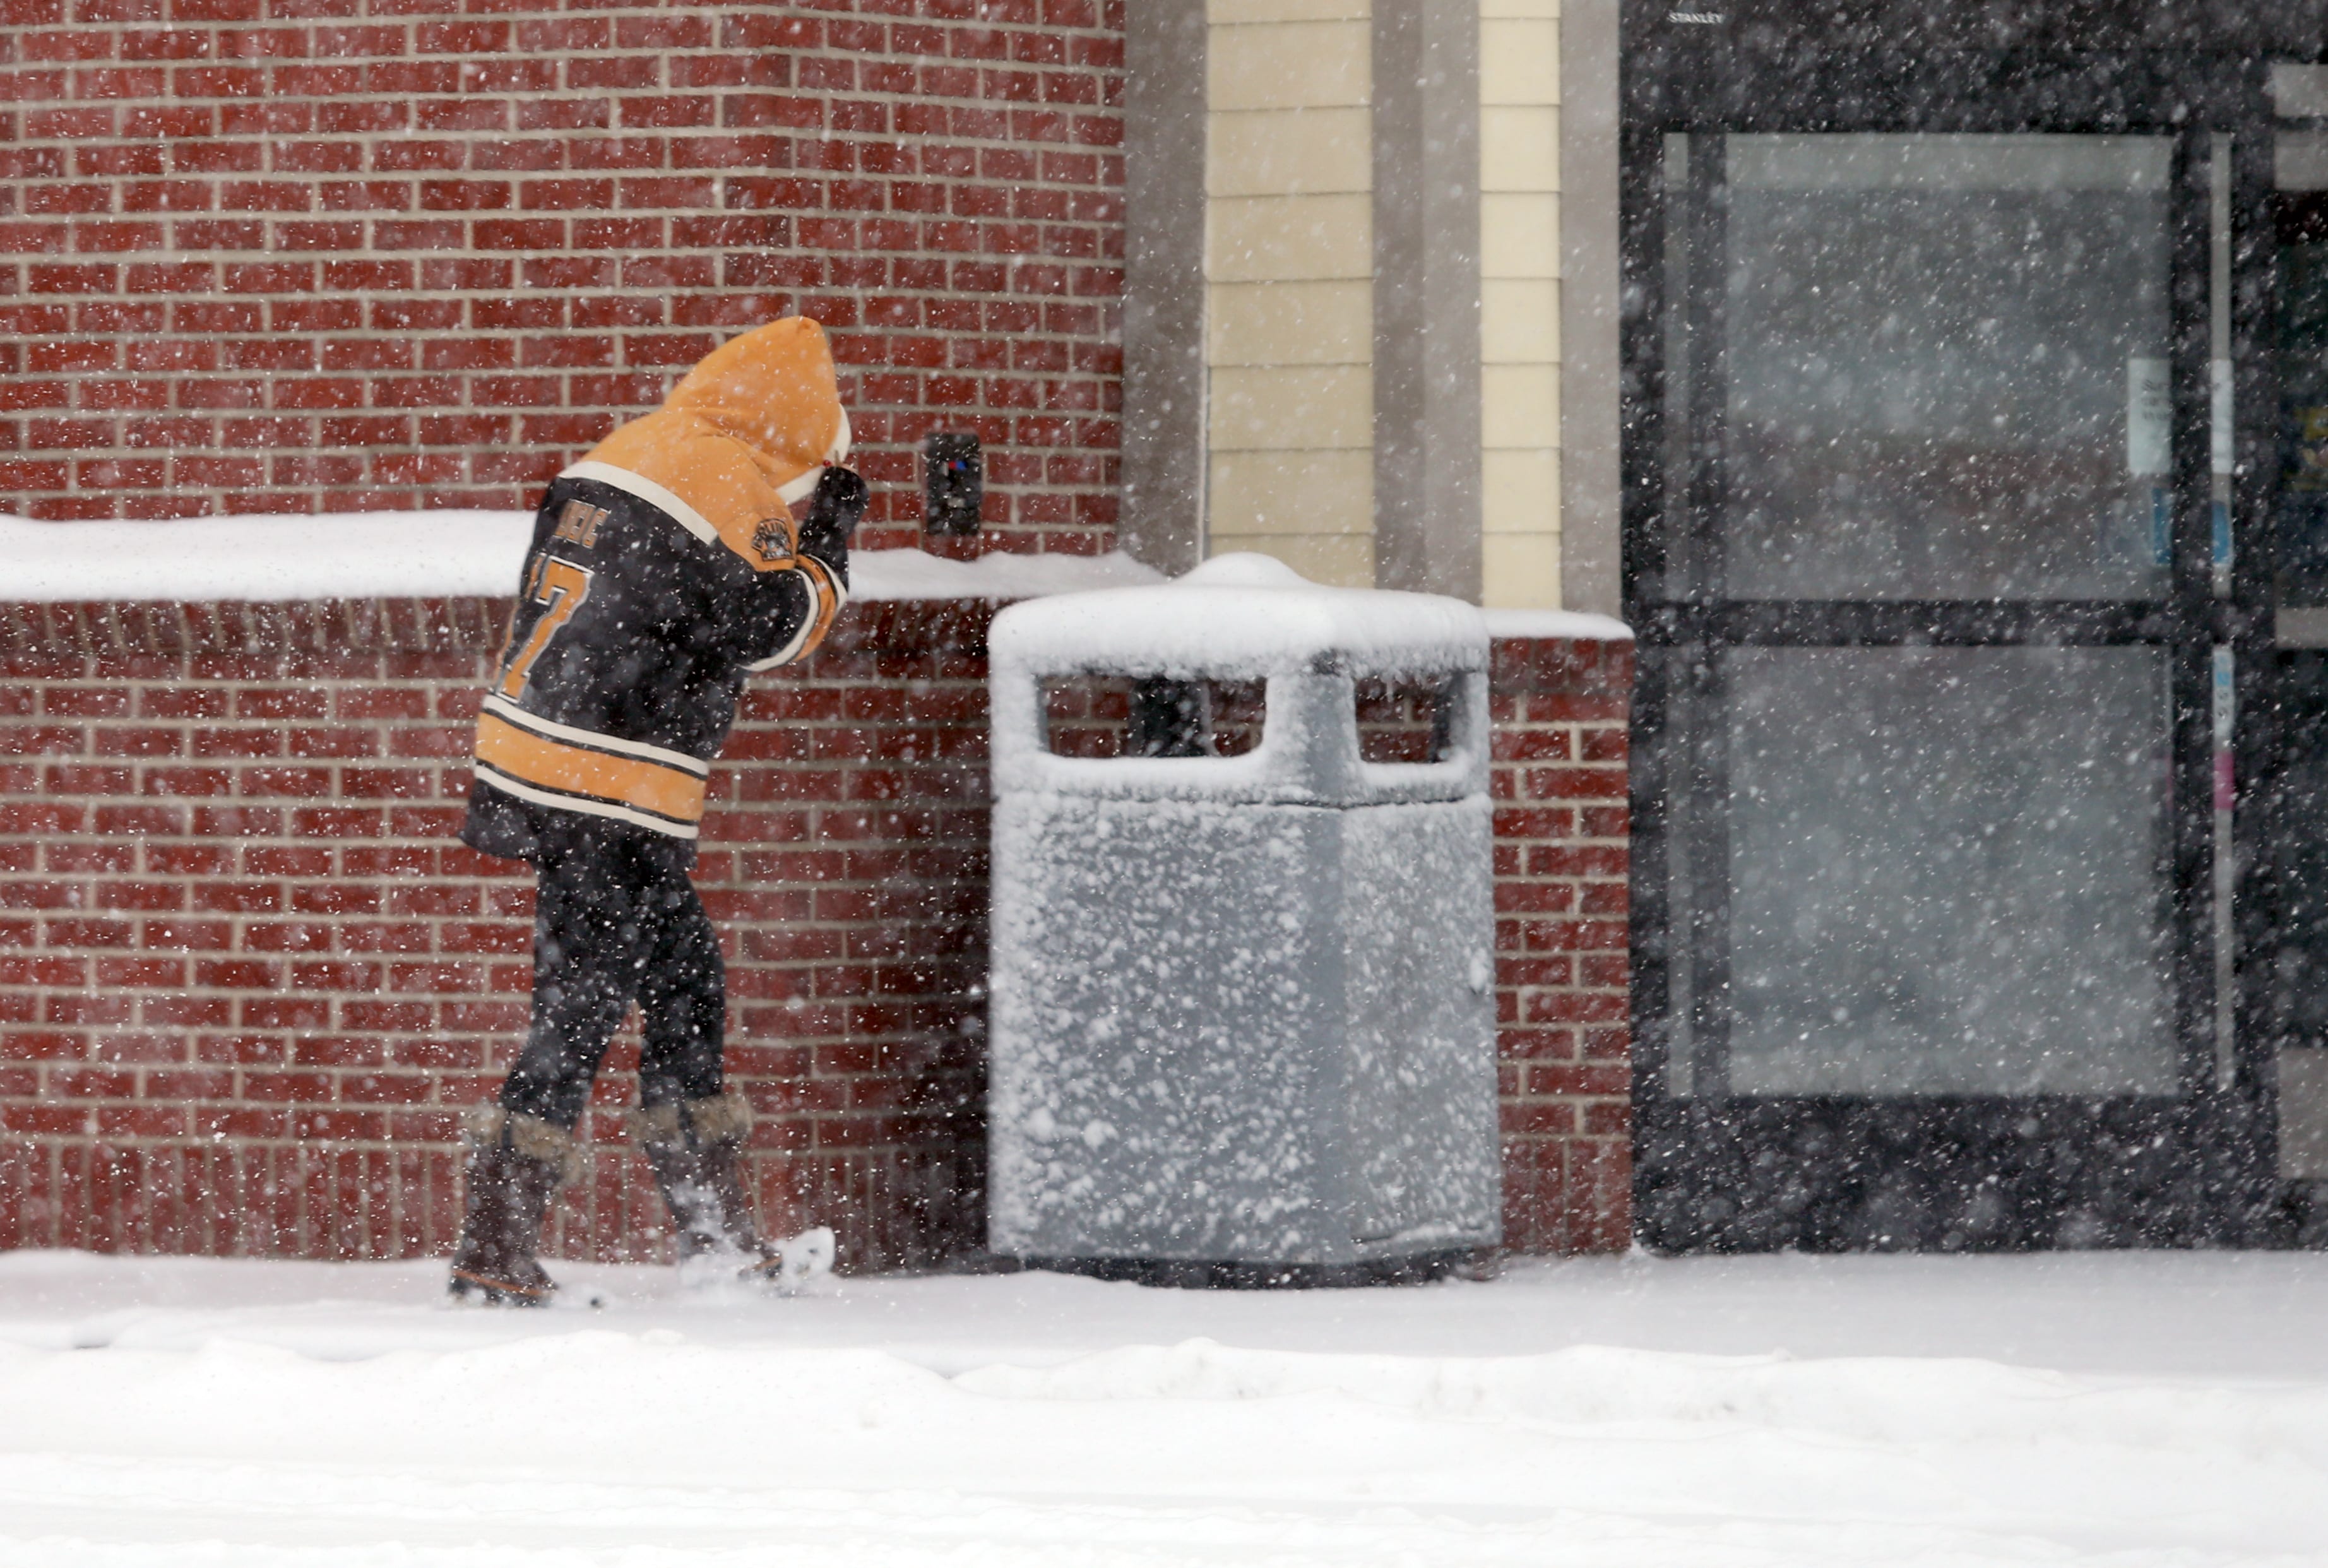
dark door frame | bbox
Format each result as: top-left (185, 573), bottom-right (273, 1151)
top-left (1621, 27), bottom-right (2292, 1250)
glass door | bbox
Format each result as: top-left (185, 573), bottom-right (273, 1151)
top-left (1625, 50), bottom-right (2279, 1251)
top-left (2269, 109), bottom-right (2328, 1191)
top-left (2274, 124), bottom-right (2328, 1039)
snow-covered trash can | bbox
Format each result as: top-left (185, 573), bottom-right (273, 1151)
top-left (986, 554), bottom-right (1501, 1281)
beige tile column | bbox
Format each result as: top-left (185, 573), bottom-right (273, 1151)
top-left (1478, 0), bottom-right (1564, 608)
top-left (1204, 0), bottom-right (1378, 586)
top-left (1160, 0), bottom-right (1579, 605)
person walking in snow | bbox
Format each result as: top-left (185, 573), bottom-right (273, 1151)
top-left (447, 316), bottom-right (864, 1306)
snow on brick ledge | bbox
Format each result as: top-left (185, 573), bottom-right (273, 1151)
top-left (1481, 608), bottom-right (1633, 642)
top-left (0, 514), bottom-right (1639, 636)
top-left (0, 513), bottom-right (1161, 605)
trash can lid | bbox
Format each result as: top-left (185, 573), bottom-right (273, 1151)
top-left (990, 553), bottom-right (1488, 679)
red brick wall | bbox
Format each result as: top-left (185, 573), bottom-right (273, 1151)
top-left (0, 595), bottom-right (995, 1268)
top-left (0, 598), bottom-right (1630, 1265)
top-left (1490, 634), bottom-right (1632, 1255)
top-left (0, 0), bottom-right (1124, 552)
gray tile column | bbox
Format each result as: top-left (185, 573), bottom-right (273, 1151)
top-left (1559, 0), bottom-right (1622, 616)
top-left (1372, 0), bottom-right (1482, 600)
top-left (1120, 0), bottom-right (1210, 574)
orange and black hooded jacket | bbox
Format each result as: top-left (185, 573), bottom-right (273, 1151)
top-left (462, 317), bottom-right (857, 866)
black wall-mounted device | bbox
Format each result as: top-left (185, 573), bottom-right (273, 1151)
top-left (922, 432), bottom-right (983, 536)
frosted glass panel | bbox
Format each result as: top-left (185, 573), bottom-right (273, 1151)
top-left (1725, 647), bottom-right (2176, 1095)
top-left (1720, 133), bottom-right (2174, 601)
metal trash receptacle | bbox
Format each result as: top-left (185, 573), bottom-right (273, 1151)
top-left (986, 554), bottom-right (1501, 1278)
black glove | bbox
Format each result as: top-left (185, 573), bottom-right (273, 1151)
top-left (798, 465), bottom-right (867, 564)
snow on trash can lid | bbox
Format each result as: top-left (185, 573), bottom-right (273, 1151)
top-left (990, 554), bottom-right (1490, 807)
top-left (989, 552), bottom-right (1488, 681)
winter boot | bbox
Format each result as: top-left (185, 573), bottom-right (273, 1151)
top-left (447, 1106), bottom-right (583, 1307)
top-left (628, 1090), bottom-right (835, 1290)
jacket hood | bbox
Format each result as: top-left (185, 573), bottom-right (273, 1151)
top-left (663, 317), bottom-right (851, 493)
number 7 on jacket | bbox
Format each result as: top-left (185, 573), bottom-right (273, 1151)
top-left (496, 557), bottom-right (593, 699)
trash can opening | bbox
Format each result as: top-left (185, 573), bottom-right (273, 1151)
top-left (1355, 675), bottom-right (1459, 764)
top-left (1041, 674), bottom-right (1266, 759)
top-left (990, 555), bottom-right (1492, 808)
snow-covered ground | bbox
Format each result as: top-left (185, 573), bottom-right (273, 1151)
top-left (0, 1250), bottom-right (2324, 1565)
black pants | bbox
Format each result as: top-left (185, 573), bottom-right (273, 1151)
top-left (497, 831), bottom-right (725, 1131)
